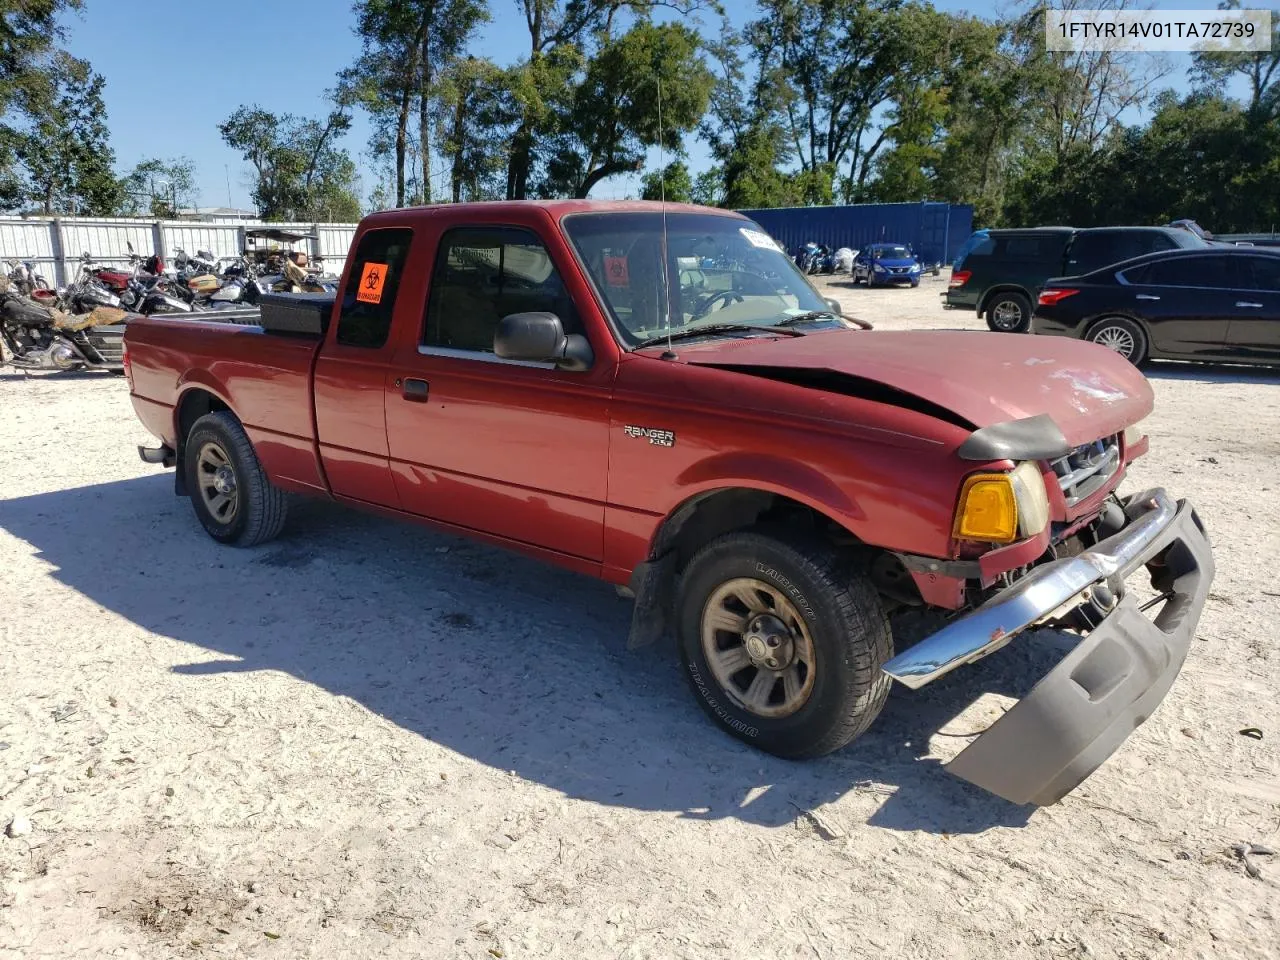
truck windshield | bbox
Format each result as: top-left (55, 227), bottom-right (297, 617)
top-left (563, 212), bottom-right (830, 348)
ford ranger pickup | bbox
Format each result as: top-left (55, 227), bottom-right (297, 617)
top-left (123, 200), bottom-right (1215, 806)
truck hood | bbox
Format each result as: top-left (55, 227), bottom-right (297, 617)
top-left (676, 329), bottom-right (1153, 446)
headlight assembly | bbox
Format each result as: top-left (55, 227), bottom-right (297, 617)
top-left (954, 462), bottom-right (1050, 544)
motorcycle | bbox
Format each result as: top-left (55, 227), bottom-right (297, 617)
top-left (0, 289), bottom-right (126, 372)
top-left (61, 254), bottom-right (125, 314)
top-left (118, 272), bottom-right (195, 315)
top-left (795, 242), bottom-right (832, 275)
top-left (3, 259), bottom-right (52, 297)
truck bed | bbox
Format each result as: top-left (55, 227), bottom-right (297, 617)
top-left (126, 310), bottom-right (325, 492)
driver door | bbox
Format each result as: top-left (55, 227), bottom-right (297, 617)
top-left (384, 224), bottom-right (614, 563)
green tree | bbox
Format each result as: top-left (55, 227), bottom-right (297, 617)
top-left (746, 0), bottom-right (923, 203)
top-left (640, 160), bottom-right (693, 202)
top-left (11, 51), bottom-right (121, 214)
top-left (348, 0), bottom-right (489, 206)
top-left (437, 55), bottom-right (514, 202)
top-left (544, 21), bottom-right (713, 198)
top-left (219, 103), bottom-right (361, 221)
top-left (1191, 0), bottom-right (1280, 122)
top-left (700, 23), bottom-right (801, 208)
top-left (501, 0), bottom-right (716, 200)
top-left (120, 156), bottom-right (197, 217)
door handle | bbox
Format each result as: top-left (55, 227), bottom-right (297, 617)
top-left (1136, 294), bottom-right (1160, 301)
top-left (1236, 301), bottom-right (1263, 308)
top-left (402, 377), bottom-right (429, 401)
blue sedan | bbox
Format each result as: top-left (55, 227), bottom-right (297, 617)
top-left (853, 243), bottom-right (924, 287)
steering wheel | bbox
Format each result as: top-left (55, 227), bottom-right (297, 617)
top-left (693, 288), bottom-right (745, 319)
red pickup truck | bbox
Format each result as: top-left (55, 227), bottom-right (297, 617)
top-left (124, 201), bottom-right (1215, 805)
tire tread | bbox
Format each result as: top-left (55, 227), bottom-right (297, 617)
top-left (678, 527), bottom-right (893, 759)
top-left (186, 411), bottom-right (287, 547)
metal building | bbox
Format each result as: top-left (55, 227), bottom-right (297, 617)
top-left (736, 201), bottom-right (974, 266)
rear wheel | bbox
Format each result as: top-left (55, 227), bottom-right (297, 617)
top-left (985, 291), bottom-right (1032, 332)
top-left (184, 411), bottom-right (287, 546)
top-left (1088, 316), bottom-right (1148, 366)
top-left (677, 529), bottom-right (893, 759)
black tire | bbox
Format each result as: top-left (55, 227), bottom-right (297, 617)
top-left (676, 529), bottom-right (893, 759)
top-left (183, 411), bottom-right (287, 546)
top-left (984, 291), bottom-right (1032, 333)
top-left (1087, 316), bottom-right (1148, 366)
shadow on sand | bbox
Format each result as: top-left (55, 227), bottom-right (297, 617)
top-left (0, 474), bottom-right (1066, 834)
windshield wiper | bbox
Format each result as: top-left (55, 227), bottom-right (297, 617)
top-left (633, 323), bottom-right (806, 350)
top-left (775, 310), bottom-right (841, 326)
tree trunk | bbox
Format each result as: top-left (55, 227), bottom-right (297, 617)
top-left (507, 120), bottom-right (533, 200)
top-left (576, 158), bottom-right (636, 199)
top-left (451, 86), bottom-right (467, 203)
top-left (395, 85), bottom-right (412, 207)
top-left (419, 7), bottom-right (434, 204)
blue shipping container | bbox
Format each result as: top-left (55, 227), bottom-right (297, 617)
top-left (736, 202), bottom-right (974, 266)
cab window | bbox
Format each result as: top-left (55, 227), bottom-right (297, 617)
top-left (422, 227), bottom-right (581, 353)
top-left (336, 228), bottom-right (413, 348)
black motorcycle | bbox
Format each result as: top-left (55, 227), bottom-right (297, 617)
top-left (0, 290), bottom-right (126, 372)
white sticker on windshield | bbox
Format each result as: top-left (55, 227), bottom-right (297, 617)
top-left (740, 228), bottom-right (781, 251)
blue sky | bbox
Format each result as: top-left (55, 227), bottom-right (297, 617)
top-left (61, 0), bottom-right (1274, 211)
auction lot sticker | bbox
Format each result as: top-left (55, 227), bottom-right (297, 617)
top-left (1047, 8), bottom-right (1272, 52)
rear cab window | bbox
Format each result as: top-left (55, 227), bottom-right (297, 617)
top-left (336, 228), bottom-right (414, 348)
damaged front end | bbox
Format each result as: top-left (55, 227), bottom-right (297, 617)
top-left (881, 487), bottom-right (1214, 806)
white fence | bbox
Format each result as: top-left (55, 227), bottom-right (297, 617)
top-left (0, 216), bottom-right (360, 285)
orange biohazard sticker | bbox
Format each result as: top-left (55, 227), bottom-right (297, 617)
top-left (356, 261), bottom-right (388, 303)
top-left (604, 255), bottom-right (630, 287)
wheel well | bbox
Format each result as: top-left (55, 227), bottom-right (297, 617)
top-left (624, 487), bottom-right (921, 650)
top-left (176, 389), bottom-right (231, 452)
top-left (978, 285), bottom-right (1030, 317)
top-left (652, 488), bottom-right (861, 575)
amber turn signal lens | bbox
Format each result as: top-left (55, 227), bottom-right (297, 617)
top-left (954, 473), bottom-right (1019, 543)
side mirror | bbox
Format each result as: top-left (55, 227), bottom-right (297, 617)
top-left (495, 312), bottom-right (593, 372)
top-left (824, 297), bottom-right (844, 316)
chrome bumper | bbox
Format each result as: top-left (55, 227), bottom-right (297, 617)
top-left (882, 488), bottom-right (1214, 805)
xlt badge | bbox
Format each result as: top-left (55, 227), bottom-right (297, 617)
top-left (624, 425), bottom-right (675, 447)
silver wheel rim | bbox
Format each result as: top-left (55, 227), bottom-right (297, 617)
top-left (700, 577), bottom-right (816, 719)
top-left (991, 300), bottom-right (1023, 330)
top-left (1092, 324), bottom-right (1136, 358)
top-left (196, 441), bottom-right (239, 525)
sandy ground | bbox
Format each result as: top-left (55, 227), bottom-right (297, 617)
top-left (1, 273), bottom-right (1277, 959)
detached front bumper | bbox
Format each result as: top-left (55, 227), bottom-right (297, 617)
top-left (881, 488), bottom-right (1214, 806)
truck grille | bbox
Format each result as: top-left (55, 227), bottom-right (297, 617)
top-left (1050, 434), bottom-right (1120, 506)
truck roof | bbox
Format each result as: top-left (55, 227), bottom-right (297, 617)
top-left (357, 199), bottom-right (748, 228)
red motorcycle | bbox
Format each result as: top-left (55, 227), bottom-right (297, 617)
top-left (85, 241), bottom-right (164, 293)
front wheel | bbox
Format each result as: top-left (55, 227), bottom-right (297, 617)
top-left (183, 411), bottom-right (287, 546)
top-left (677, 530), bottom-right (893, 759)
top-left (1088, 316), bottom-right (1148, 366)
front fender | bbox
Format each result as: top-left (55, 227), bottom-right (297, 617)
top-left (673, 451), bottom-right (865, 526)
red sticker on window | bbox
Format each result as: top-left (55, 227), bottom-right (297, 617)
top-left (356, 261), bottom-right (388, 303)
top-left (604, 255), bottom-right (630, 287)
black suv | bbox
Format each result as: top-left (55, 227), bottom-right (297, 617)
top-left (946, 226), bottom-right (1209, 332)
